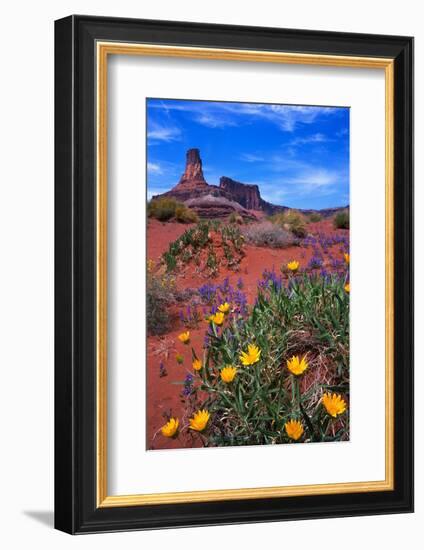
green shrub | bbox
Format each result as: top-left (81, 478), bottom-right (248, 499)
top-left (242, 221), bottom-right (295, 248)
top-left (162, 221), bottom-right (245, 275)
top-left (175, 204), bottom-right (199, 223)
top-left (148, 197), bottom-right (198, 223)
top-left (308, 212), bottom-right (322, 223)
top-left (148, 197), bottom-right (178, 221)
top-left (228, 212), bottom-right (244, 225)
top-left (333, 210), bottom-right (349, 229)
top-left (270, 210), bottom-right (307, 238)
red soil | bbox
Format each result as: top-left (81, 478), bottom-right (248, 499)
top-left (146, 218), bottom-right (348, 450)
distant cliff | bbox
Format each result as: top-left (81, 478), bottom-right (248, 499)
top-left (219, 176), bottom-right (291, 215)
top-left (219, 177), bottom-right (262, 210)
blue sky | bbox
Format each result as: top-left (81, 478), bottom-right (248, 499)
top-left (146, 98), bottom-right (349, 210)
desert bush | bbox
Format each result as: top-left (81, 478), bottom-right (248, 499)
top-left (175, 204), bottom-right (199, 223)
top-left (146, 268), bottom-right (176, 335)
top-left (162, 222), bottom-right (245, 275)
top-left (333, 210), bottom-right (349, 229)
top-left (228, 212), bottom-right (244, 225)
top-left (308, 212), bottom-right (322, 223)
top-left (148, 197), bottom-right (178, 221)
top-left (181, 272), bottom-right (350, 447)
top-left (148, 197), bottom-right (198, 223)
top-left (270, 210), bottom-right (307, 238)
top-left (242, 221), bottom-right (295, 248)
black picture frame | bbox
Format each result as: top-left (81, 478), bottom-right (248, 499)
top-left (55, 14), bottom-right (414, 534)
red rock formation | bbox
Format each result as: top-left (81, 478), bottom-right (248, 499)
top-left (173, 148), bottom-right (208, 190)
top-left (184, 194), bottom-right (257, 221)
top-left (219, 176), bottom-right (262, 210)
top-left (150, 148), bottom-right (347, 219)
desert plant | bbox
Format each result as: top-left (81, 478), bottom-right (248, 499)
top-left (334, 210), bottom-right (349, 229)
top-left (308, 212), bottom-right (322, 223)
top-left (182, 271), bottom-right (349, 447)
top-left (270, 210), bottom-right (307, 238)
top-left (175, 204), bottom-right (199, 223)
top-left (163, 222), bottom-right (245, 274)
top-left (163, 251), bottom-right (177, 272)
top-left (242, 221), bottom-right (295, 248)
top-left (148, 197), bottom-right (178, 221)
top-left (228, 212), bottom-right (244, 225)
top-left (146, 269), bottom-right (176, 335)
top-left (148, 197), bottom-right (198, 223)
top-left (206, 249), bottom-right (218, 275)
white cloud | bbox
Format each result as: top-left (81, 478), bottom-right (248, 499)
top-left (148, 100), bottom-right (340, 133)
top-left (258, 167), bottom-right (346, 204)
top-left (220, 103), bottom-right (338, 132)
top-left (147, 162), bottom-right (163, 175)
top-left (240, 153), bottom-right (264, 163)
top-left (194, 113), bottom-right (237, 128)
top-left (147, 120), bottom-right (181, 142)
top-left (284, 168), bottom-right (339, 189)
top-left (290, 133), bottom-right (329, 146)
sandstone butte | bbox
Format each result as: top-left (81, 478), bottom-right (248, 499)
top-left (151, 148), bottom-right (347, 220)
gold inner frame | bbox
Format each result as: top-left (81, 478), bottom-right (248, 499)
top-left (96, 42), bottom-right (394, 508)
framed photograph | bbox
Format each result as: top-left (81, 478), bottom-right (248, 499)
top-left (54, 15), bottom-right (414, 534)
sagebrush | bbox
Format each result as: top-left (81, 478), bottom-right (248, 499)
top-left (242, 221), bottom-right (295, 248)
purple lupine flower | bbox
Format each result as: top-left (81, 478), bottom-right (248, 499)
top-left (159, 361), bottom-right (168, 378)
top-left (198, 283), bottom-right (217, 304)
top-left (180, 372), bottom-right (194, 398)
top-left (261, 268), bottom-right (282, 290)
top-left (221, 277), bottom-right (230, 293)
top-left (308, 255), bottom-right (323, 269)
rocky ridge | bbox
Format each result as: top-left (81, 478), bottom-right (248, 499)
top-left (151, 148), bottom-right (347, 219)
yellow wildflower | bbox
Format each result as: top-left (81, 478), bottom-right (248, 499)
top-left (218, 302), bottom-right (230, 314)
top-left (287, 260), bottom-right (300, 272)
top-left (220, 366), bottom-right (237, 383)
top-left (192, 358), bottom-right (202, 371)
top-left (344, 282), bottom-right (350, 293)
top-left (178, 331), bottom-right (190, 344)
top-left (286, 354), bottom-right (309, 376)
top-left (189, 409), bottom-right (210, 432)
top-left (322, 392), bottom-right (347, 418)
top-left (208, 312), bottom-right (225, 326)
top-left (175, 354), bottom-right (184, 364)
top-left (240, 344), bottom-right (261, 366)
top-left (147, 259), bottom-right (155, 272)
top-left (285, 419), bottom-right (304, 441)
top-left (344, 252), bottom-right (350, 264)
top-left (161, 417), bottom-right (179, 438)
